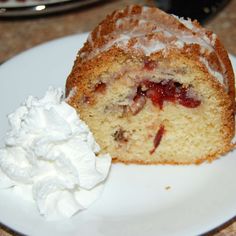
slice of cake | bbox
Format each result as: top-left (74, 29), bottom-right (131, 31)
top-left (66, 5), bottom-right (235, 165)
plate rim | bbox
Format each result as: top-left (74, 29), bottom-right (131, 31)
top-left (0, 0), bottom-right (102, 17)
top-left (0, 32), bottom-right (235, 236)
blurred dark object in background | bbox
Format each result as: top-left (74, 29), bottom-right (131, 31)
top-left (155, 0), bottom-right (231, 24)
top-left (0, 0), bottom-right (106, 18)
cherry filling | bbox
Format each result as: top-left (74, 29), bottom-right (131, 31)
top-left (131, 80), bottom-right (201, 154)
top-left (94, 82), bottom-right (106, 93)
top-left (150, 125), bottom-right (165, 155)
top-left (131, 80), bottom-right (201, 114)
top-left (93, 79), bottom-right (200, 154)
top-left (144, 60), bottom-right (158, 71)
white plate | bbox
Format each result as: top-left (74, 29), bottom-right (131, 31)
top-left (0, 33), bottom-right (236, 236)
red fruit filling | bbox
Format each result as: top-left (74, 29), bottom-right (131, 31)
top-left (150, 125), bottom-right (165, 154)
top-left (131, 80), bottom-right (201, 114)
top-left (94, 82), bottom-right (106, 93)
top-left (130, 80), bottom-right (201, 153)
top-left (144, 60), bottom-right (158, 71)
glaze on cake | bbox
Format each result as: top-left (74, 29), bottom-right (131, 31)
top-left (66, 5), bottom-right (235, 164)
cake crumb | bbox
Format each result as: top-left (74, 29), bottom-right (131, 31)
top-left (165, 186), bottom-right (171, 190)
top-left (112, 127), bottom-right (129, 142)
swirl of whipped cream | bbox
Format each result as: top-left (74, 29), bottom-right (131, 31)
top-left (0, 87), bottom-right (111, 220)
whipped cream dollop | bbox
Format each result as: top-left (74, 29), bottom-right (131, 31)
top-left (0, 87), bottom-right (111, 220)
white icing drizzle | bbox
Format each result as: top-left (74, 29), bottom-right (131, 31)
top-left (65, 87), bottom-right (77, 102)
top-left (175, 16), bottom-right (226, 82)
top-left (200, 57), bottom-right (224, 85)
top-left (116, 18), bottom-right (123, 27)
top-left (84, 8), bottom-right (215, 59)
top-left (133, 40), bottom-right (166, 56)
top-left (87, 34), bottom-right (94, 47)
top-left (141, 6), bottom-right (149, 13)
top-left (80, 6), bottom-right (228, 89)
top-left (174, 40), bottom-right (184, 48)
top-left (96, 25), bottom-right (102, 38)
top-left (84, 15), bottom-right (212, 59)
top-left (174, 16), bottom-right (195, 30)
top-left (211, 33), bottom-right (217, 46)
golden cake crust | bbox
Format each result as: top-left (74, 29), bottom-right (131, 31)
top-left (66, 5), bottom-right (235, 104)
top-left (66, 5), bottom-right (235, 165)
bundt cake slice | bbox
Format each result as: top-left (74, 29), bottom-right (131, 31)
top-left (66, 5), bottom-right (235, 165)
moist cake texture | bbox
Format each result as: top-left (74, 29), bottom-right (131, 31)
top-left (66, 5), bottom-right (235, 164)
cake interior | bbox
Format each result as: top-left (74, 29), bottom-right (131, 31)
top-left (75, 55), bottom-right (233, 164)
